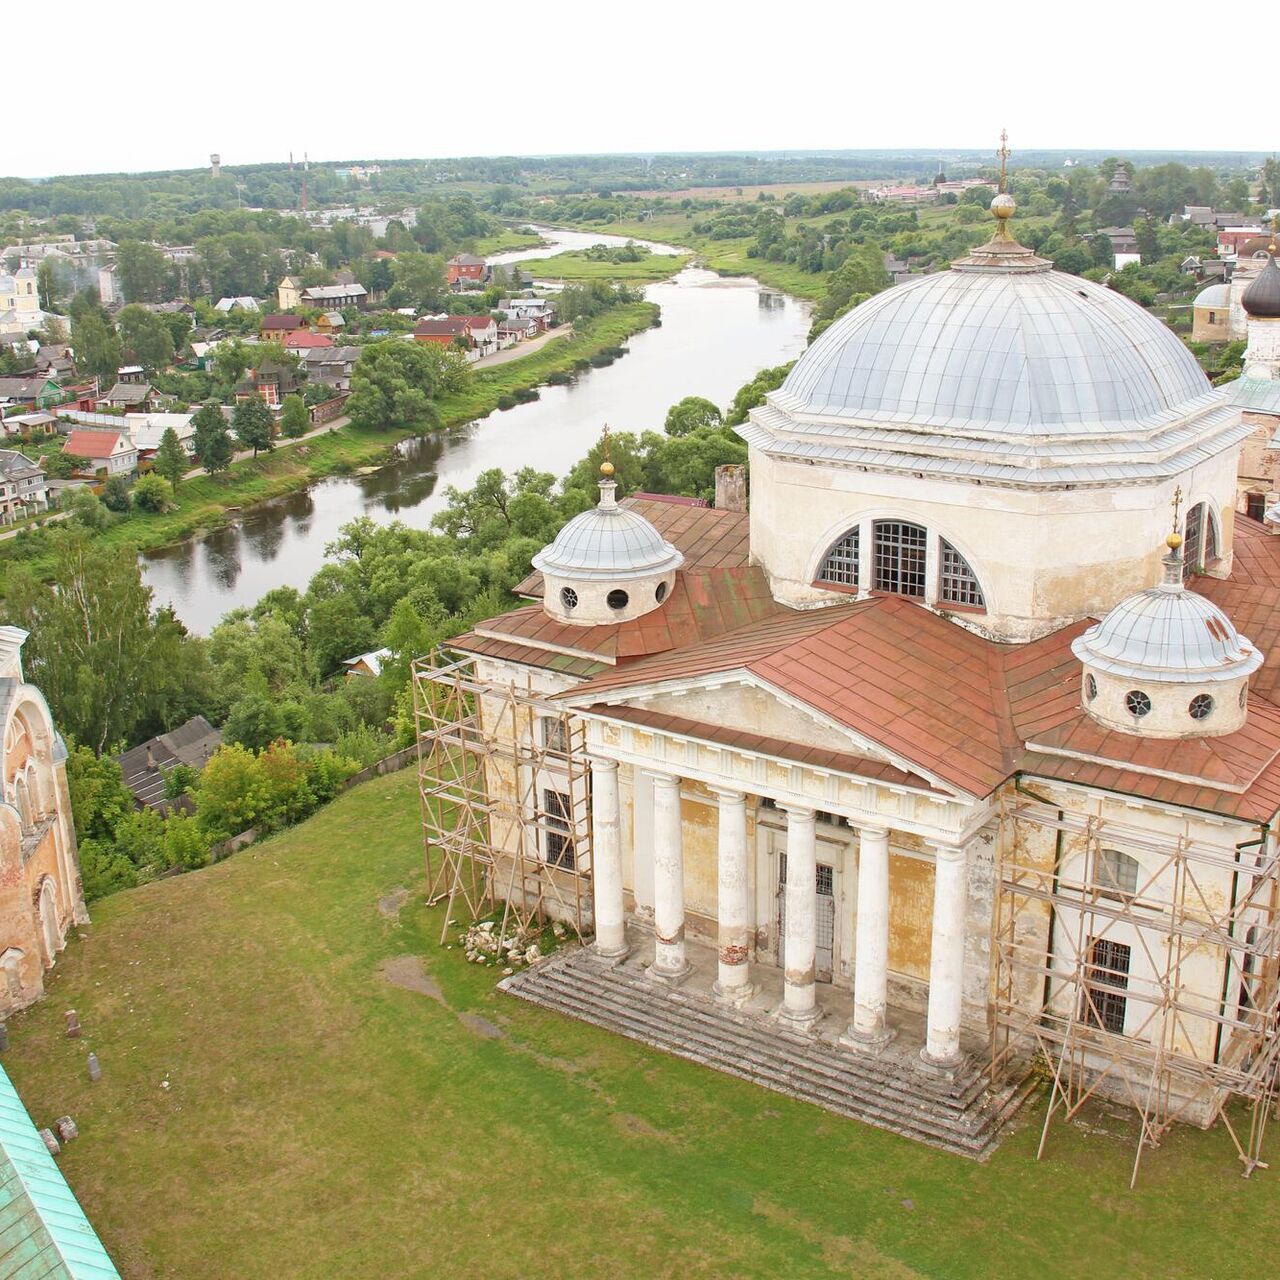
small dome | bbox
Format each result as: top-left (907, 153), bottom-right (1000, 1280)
top-left (533, 480), bottom-right (683, 582)
top-left (1193, 282), bottom-right (1230, 308)
top-left (1243, 253), bottom-right (1280, 318)
top-left (1072, 572), bottom-right (1262, 684)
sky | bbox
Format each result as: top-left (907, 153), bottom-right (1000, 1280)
top-left (17, 0), bottom-right (1276, 178)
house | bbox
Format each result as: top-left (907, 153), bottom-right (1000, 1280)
top-left (498, 316), bottom-right (538, 345)
top-left (277, 275), bottom-right (304, 310)
top-left (301, 283), bottom-right (367, 310)
top-left (413, 317), bottom-right (473, 346)
top-left (342, 648), bottom-right (392, 678)
top-left (283, 330), bottom-right (335, 352)
top-left (214, 296), bottom-right (260, 313)
top-left (235, 358), bottom-right (300, 407)
top-left (0, 376), bottom-right (62, 411)
top-left (1217, 226), bottom-right (1265, 258)
top-left (260, 314), bottom-right (307, 340)
top-left (425, 200), bottom-right (1280, 1169)
top-left (124, 412), bottom-right (196, 456)
top-left (62, 428), bottom-right (138, 476)
top-left (0, 411), bottom-right (58, 439)
top-left (498, 297), bottom-right (555, 327)
top-left (1095, 226), bottom-right (1138, 256)
top-left (0, 625), bottom-right (92, 1019)
top-left (33, 345), bottom-right (75, 379)
top-left (97, 380), bottom-right (155, 411)
top-left (462, 315), bottom-right (498, 354)
top-left (447, 254), bottom-right (488, 286)
top-left (115, 715), bottom-right (222, 812)
top-left (299, 345), bottom-right (360, 391)
top-left (314, 310), bottom-right (346, 333)
top-left (0, 451), bottom-right (48, 524)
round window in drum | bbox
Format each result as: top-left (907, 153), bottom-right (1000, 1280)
top-left (1125, 690), bottom-right (1152, 718)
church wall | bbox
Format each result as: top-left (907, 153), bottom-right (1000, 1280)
top-left (749, 444), bottom-right (1240, 640)
top-left (1236, 412), bottom-right (1280, 512)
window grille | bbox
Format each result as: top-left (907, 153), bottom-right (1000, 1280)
top-left (1083, 937), bottom-right (1131, 1034)
top-left (1183, 503), bottom-right (1203, 576)
top-left (939, 538), bottom-right (986, 608)
top-left (818, 528), bottom-right (859, 587)
top-left (1097, 848), bottom-right (1139, 897)
top-left (542, 788), bottom-right (574, 869)
top-left (540, 716), bottom-right (568, 755)
top-left (872, 520), bottom-right (926, 597)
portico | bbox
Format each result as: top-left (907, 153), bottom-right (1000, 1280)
top-left (584, 731), bottom-right (984, 1071)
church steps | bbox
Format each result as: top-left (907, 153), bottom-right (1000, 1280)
top-left (501, 951), bottom-right (1026, 1158)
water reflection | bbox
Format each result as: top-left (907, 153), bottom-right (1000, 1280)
top-left (143, 252), bottom-right (811, 633)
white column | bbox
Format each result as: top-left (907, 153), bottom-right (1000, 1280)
top-left (843, 825), bottom-right (893, 1051)
top-left (777, 805), bottom-right (821, 1027)
top-left (589, 758), bottom-right (627, 959)
top-left (712, 789), bottom-right (754, 1003)
top-left (646, 771), bottom-right (691, 982)
top-left (922, 841), bottom-right (969, 1069)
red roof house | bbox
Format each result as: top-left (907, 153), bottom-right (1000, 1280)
top-left (283, 331), bottom-right (335, 351)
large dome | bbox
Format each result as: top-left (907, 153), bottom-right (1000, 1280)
top-left (774, 268), bottom-right (1215, 437)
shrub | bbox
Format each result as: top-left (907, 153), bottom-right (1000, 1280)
top-left (163, 811), bottom-right (211, 871)
top-left (132, 473), bottom-right (173, 513)
top-left (588, 352), bottom-right (615, 368)
top-left (513, 386), bottom-right (539, 403)
top-left (496, 394), bottom-right (518, 411)
top-left (545, 370), bottom-right (572, 386)
top-left (100, 475), bottom-right (133, 512)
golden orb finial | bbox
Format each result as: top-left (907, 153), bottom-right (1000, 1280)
top-left (1166, 531), bottom-right (1184, 551)
top-left (600, 460), bottom-right (615, 477)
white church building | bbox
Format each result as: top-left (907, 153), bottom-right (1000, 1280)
top-left (419, 189), bottom-right (1280, 1175)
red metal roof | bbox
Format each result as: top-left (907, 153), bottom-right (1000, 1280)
top-left (64, 429), bottom-right (127, 458)
top-left (283, 331), bottom-right (334, 349)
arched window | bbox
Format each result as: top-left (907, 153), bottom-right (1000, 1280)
top-left (817, 528), bottom-right (859, 587)
top-left (13, 776), bottom-right (31, 831)
top-left (1183, 502), bottom-right (1218, 576)
top-left (1097, 848), bottom-right (1140, 897)
top-left (939, 539), bottom-right (986, 608)
top-left (872, 520), bottom-right (926, 597)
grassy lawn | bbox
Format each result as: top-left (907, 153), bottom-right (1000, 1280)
top-left (473, 227), bottom-right (545, 255)
top-left (2, 767), bottom-right (1270, 1279)
top-left (527, 250), bottom-right (693, 283)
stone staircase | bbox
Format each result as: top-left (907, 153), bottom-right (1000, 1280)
top-left (500, 948), bottom-right (1034, 1159)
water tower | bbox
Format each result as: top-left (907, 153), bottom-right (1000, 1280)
top-left (210, 153), bottom-right (221, 178)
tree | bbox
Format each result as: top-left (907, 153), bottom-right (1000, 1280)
top-left (116, 240), bottom-right (169, 303)
top-left (346, 340), bottom-right (444, 430)
top-left (306, 593), bottom-right (377, 677)
top-left (117, 304), bottom-right (175, 371)
top-left (664, 396), bottom-right (722, 438)
top-left (101, 474), bottom-right (132, 512)
top-left (193, 401), bottom-right (233, 474)
top-left (194, 744), bottom-right (272, 841)
top-left (154, 426), bottom-right (188, 489)
top-left (72, 310), bottom-right (122, 381)
top-left (5, 535), bottom-right (196, 754)
top-left (232, 396), bottom-right (274, 457)
top-left (809, 244), bottom-right (891, 339)
top-left (132, 473), bottom-right (173, 512)
top-left (280, 394), bottom-right (309, 438)
top-left (36, 259), bottom-right (57, 310)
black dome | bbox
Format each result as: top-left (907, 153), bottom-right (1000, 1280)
top-left (1243, 253), bottom-right (1280, 318)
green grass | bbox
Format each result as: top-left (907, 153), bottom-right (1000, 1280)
top-left (526, 250), bottom-right (693, 283)
top-left (472, 227), bottom-right (545, 255)
top-left (4, 768), bottom-right (1271, 1279)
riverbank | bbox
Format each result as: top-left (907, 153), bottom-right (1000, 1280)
top-left (588, 214), bottom-right (830, 302)
top-left (526, 250), bottom-right (693, 282)
top-left (0, 302), bottom-right (659, 587)
top-left (472, 226), bottom-right (545, 255)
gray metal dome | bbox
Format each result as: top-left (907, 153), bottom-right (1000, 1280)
top-left (1071, 560), bottom-right (1262, 684)
top-left (774, 267), bottom-right (1216, 437)
top-left (533, 480), bottom-right (684, 582)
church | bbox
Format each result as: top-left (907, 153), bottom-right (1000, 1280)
top-left (418, 182), bottom-right (1280, 1176)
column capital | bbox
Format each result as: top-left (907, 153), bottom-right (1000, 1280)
top-left (856, 823), bottom-right (890, 840)
top-left (587, 755), bottom-right (619, 773)
top-left (641, 768), bottom-right (679, 787)
top-left (709, 786), bottom-right (746, 804)
top-left (778, 801), bottom-right (815, 820)
top-left (931, 839), bottom-right (969, 863)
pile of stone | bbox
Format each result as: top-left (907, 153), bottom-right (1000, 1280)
top-left (461, 919), bottom-right (572, 974)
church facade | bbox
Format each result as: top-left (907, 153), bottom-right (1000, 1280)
top-left (432, 191), bottom-right (1280, 1167)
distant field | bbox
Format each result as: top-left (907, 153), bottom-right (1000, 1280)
top-left (627, 179), bottom-right (875, 202)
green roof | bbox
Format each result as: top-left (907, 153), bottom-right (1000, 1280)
top-left (0, 1062), bottom-right (119, 1279)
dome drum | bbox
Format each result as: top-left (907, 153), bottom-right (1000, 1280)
top-left (543, 568), bottom-right (678, 627)
top-left (1079, 665), bottom-right (1249, 739)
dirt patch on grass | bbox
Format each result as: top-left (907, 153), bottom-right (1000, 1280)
top-left (379, 955), bottom-right (447, 1006)
top-left (377, 888), bottom-right (410, 918)
top-left (609, 1111), bottom-right (674, 1143)
top-left (458, 1013), bottom-right (505, 1040)
top-left (752, 1193), bottom-right (925, 1278)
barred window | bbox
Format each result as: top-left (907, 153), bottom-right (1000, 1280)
top-left (1083, 937), bottom-right (1130, 1035)
top-left (817, 527), bottom-right (859, 587)
top-left (939, 538), bottom-right (986, 608)
top-left (543, 788), bottom-right (574, 869)
top-left (873, 520), bottom-right (927, 597)
top-left (1182, 502), bottom-right (1218, 577)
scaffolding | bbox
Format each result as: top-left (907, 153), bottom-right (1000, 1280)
top-left (412, 648), bottom-right (594, 947)
top-left (992, 788), bottom-right (1280, 1186)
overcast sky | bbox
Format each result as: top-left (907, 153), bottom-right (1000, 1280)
top-left (17, 0), bottom-right (1273, 178)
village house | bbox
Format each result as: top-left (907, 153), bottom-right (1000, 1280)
top-left (498, 316), bottom-right (538, 345)
top-left (0, 626), bottom-right (90, 1019)
top-left (314, 310), bottom-right (346, 334)
top-left (236, 358), bottom-right (300, 408)
top-left (0, 412), bottom-right (59, 440)
top-left (62, 428), bottom-right (138, 477)
top-left (413, 315), bottom-right (497, 358)
top-left (214, 296), bottom-right (260, 314)
top-left (447, 254), bottom-right (488, 286)
top-left (498, 297), bottom-right (555, 328)
top-left (277, 275), bottom-right (303, 310)
top-left (97, 379), bottom-right (155, 412)
top-left (0, 451), bottom-right (48, 524)
top-left (115, 715), bottom-right (222, 812)
top-left (0, 376), bottom-right (63, 412)
top-left (301, 283), bottom-right (367, 310)
top-left (342, 648), bottom-right (391, 679)
top-left (125, 412), bottom-right (196, 457)
top-left (283, 330), bottom-right (335, 353)
top-left (421, 192), bottom-right (1280, 1172)
top-left (299, 345), bottom-right (360, 391)
top-left (260, 314), bottom-right (307, 341)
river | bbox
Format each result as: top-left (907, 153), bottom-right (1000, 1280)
top-left (142, 228), bottom-right (811, 633)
